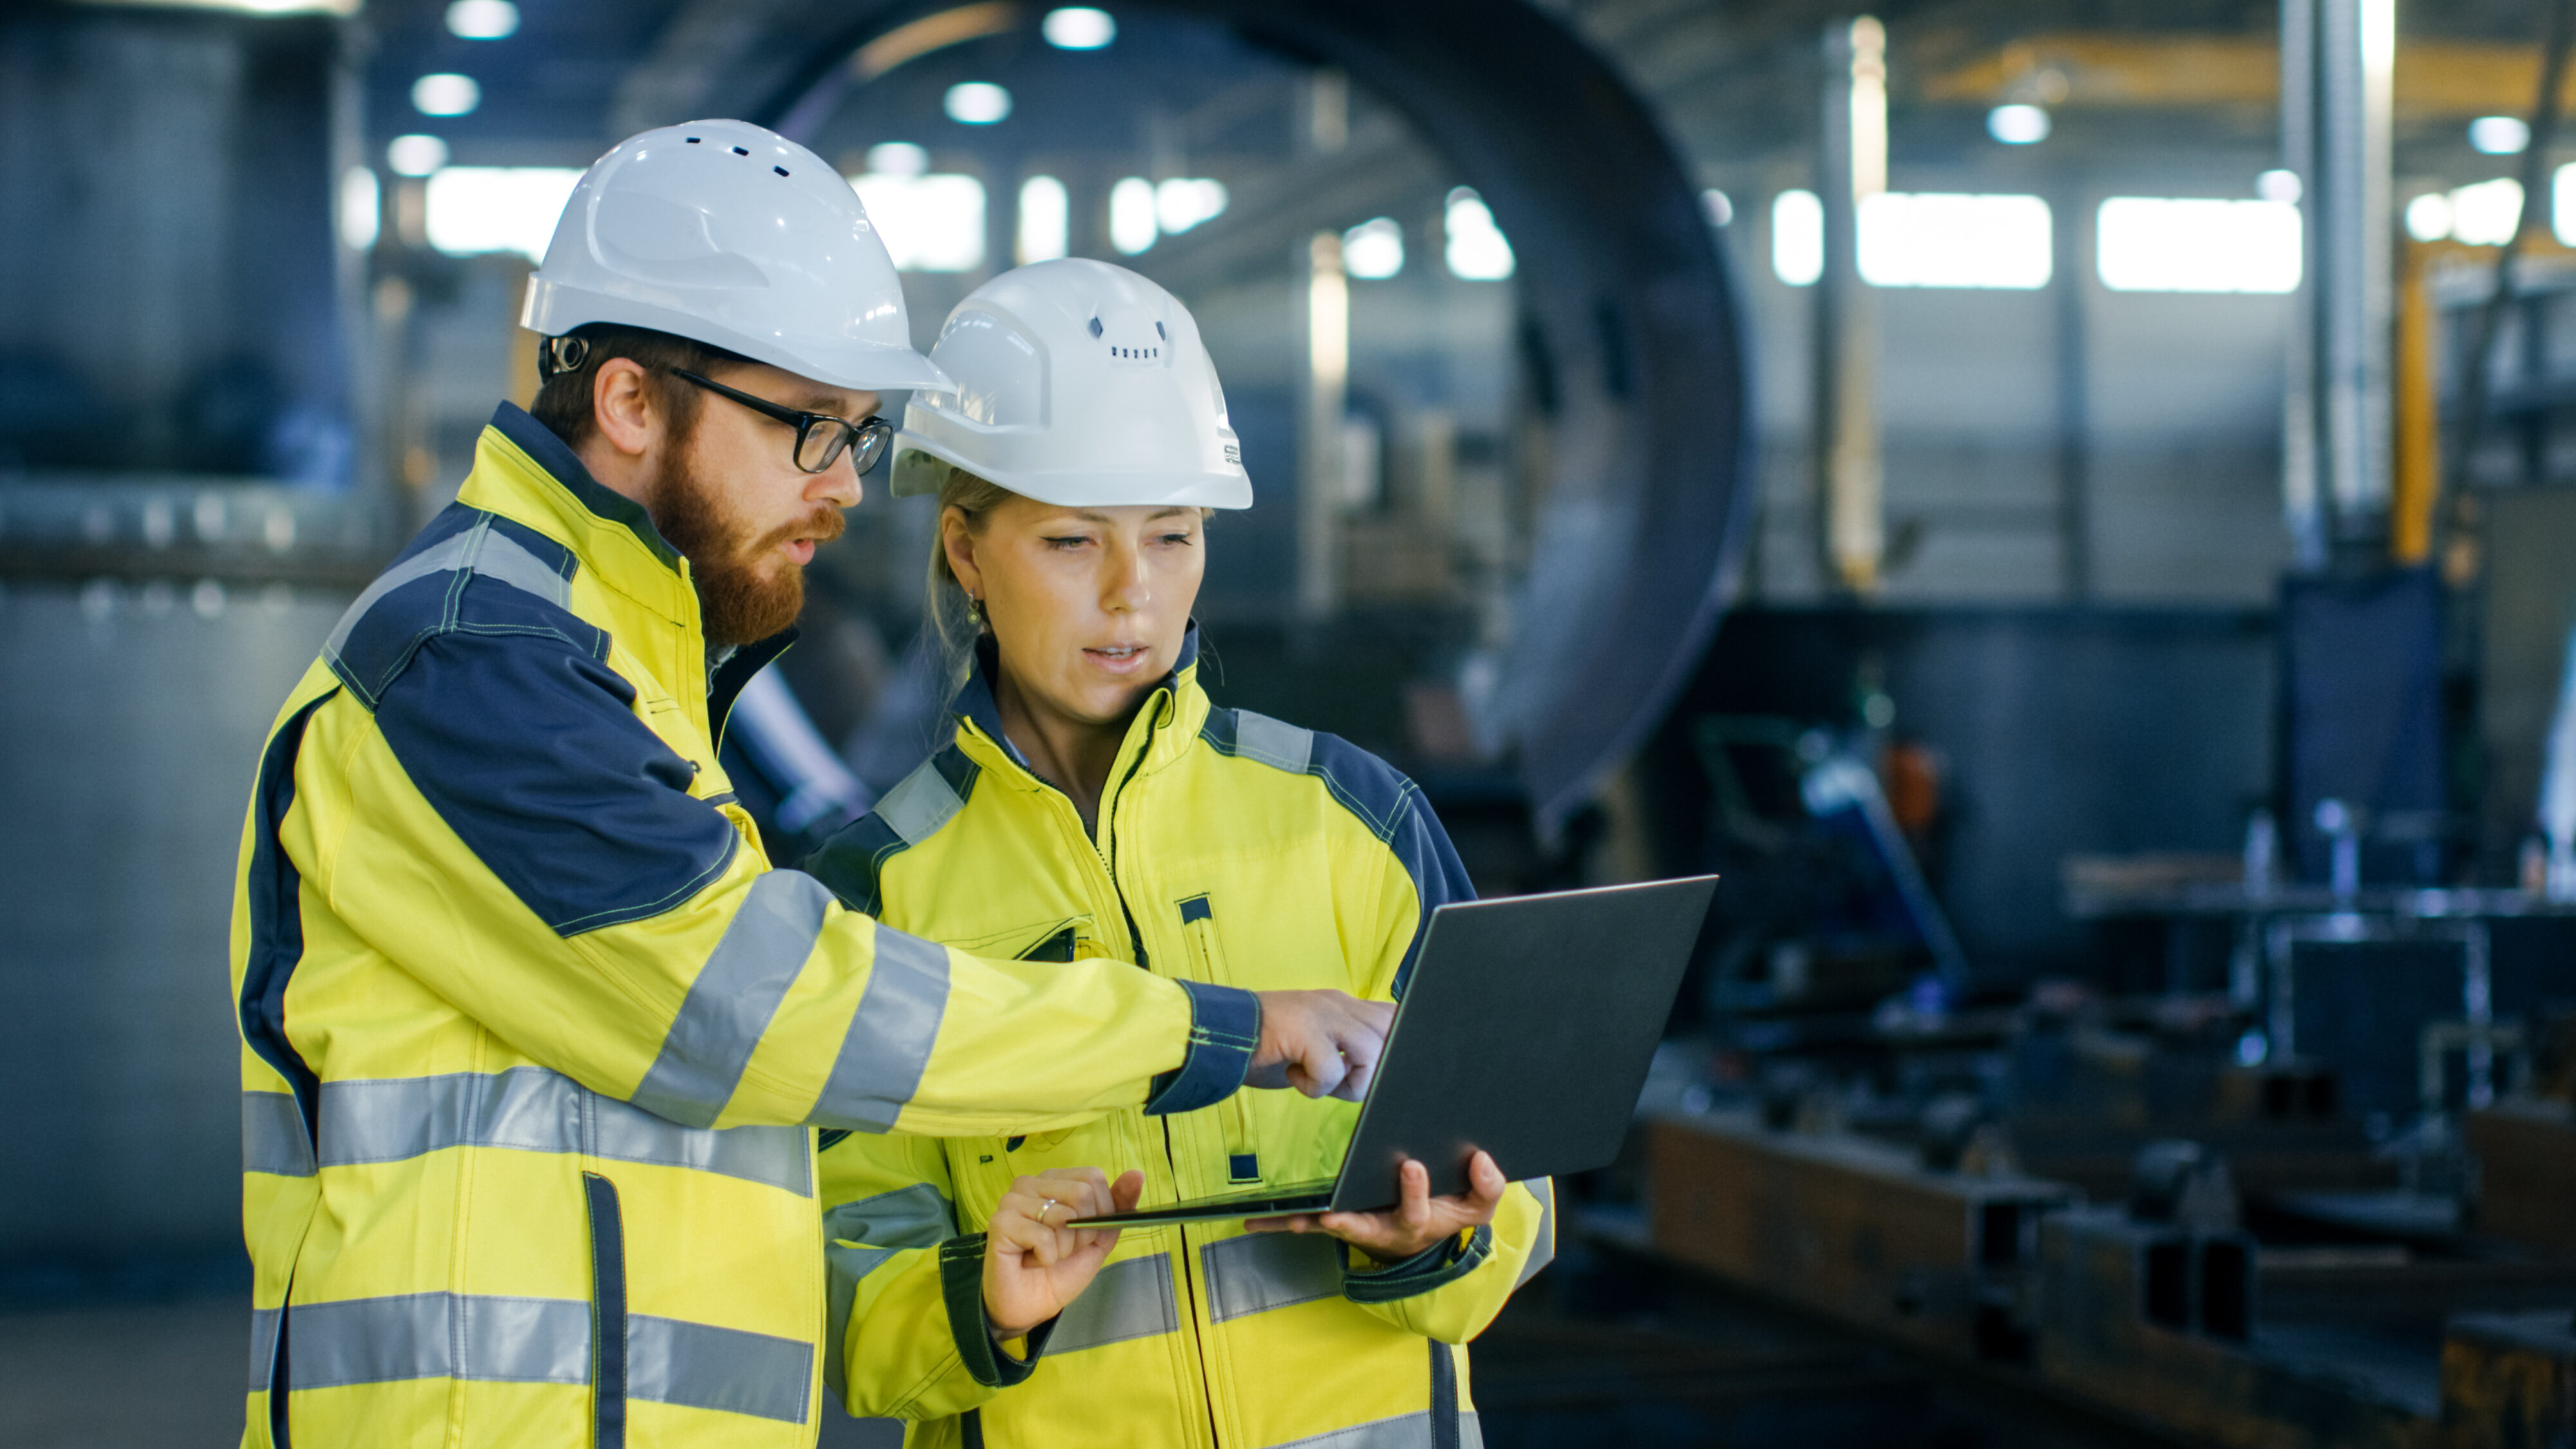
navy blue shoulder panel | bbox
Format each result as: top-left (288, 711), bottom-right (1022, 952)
top-left (326, 507), bottom-right (604, 710)
top-left (1199, 709), bottom-right (1475, 996)
top-left (801, 744), bottom-right (980, 918)
top-left (241, 688), bottom-right (337, 1139)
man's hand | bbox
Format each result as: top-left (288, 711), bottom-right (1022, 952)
top-left (983, 1168), bottom-right (1144, 1340)
top-left (1248, 990), bottom-right (1395, 1101)
top-left (1246, 1151), bottom-right (1506, 1264)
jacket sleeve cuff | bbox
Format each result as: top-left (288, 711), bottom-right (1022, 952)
top-left (937, 1235), bottom-right (1057, 1388)
top-left (1341, 1224), bottom-right (1494, 1305)
top-left (1143, 980), bottom-right (1260, 1116)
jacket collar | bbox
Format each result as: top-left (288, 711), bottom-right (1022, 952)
top-left (953, 623), bottom-right (1209, 782)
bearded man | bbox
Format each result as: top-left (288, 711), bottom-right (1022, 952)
top-left (228, 121), bottom-right (1390, 1449)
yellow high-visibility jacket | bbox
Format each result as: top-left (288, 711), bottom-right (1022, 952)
top-left (804, 638), bottom-right (1556, 1449)
top-left (229, 405), bottom-right (1259, 1449)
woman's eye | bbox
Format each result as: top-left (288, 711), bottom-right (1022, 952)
top-left (1157, 532), bottom-right (1195, 547)
top-left (1042, 535), bottom-right (1091, 550)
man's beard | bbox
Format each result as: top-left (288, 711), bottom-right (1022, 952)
top-left (651, 441), bottom-right (844, 648)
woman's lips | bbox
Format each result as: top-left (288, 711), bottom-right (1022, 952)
top-left (1084, 644), bottom-right (1151, 674)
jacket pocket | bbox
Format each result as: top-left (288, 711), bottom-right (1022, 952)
top-left (1177, 895), bottom-right (1260, 1184)
top-left (583, 1172), bottom-right (628, 1449)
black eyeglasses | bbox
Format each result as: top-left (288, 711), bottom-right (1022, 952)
top-left (672, 369), bottom-right (894, 476)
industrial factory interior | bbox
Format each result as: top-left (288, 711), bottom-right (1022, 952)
top-left (17, 0), bottom-right (2576, 1444)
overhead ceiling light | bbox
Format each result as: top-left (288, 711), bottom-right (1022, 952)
top-left (1042, 7), bottom-right (1116, 49)
top-left (2470, 115), bottom-right (2532, 155)
top-left (412, 73), bottom-right (481, 118)
top-left (2255, 168), bottom-right (2302, 204)
top-left (1986, 104), bottom-right (2050, 145)
top-left (445, 0), bottom-right (518, 39)
top-left (386, 134), bottom-right (450, 176)
top-left (1343, 217), bottom-right (1403, 279)
top-left (866, 142), bottom-right (929, 177)
top-left (2405, 191), bottom-right (2454, 242)
top-left (943, 82), bottom-right (1012, 125)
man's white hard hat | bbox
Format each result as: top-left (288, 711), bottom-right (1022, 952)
top-left (890, 258), bottom-right (1251, 509)
top-left (520, 118), bottom-right (950, 394)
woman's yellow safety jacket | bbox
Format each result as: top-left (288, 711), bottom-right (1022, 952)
top-left (229, 406), bottom-right (1259, 1449)
top-left (804, 636), bottom-right (1556, 1449)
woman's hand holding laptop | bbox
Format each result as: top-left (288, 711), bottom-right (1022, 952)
top-left (1244, 1150), bottom-right (1509, 1263)
top-left (983, 1167), bottom-right (1147, 1340)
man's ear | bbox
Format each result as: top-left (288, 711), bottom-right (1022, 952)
top-left (591, 359), bottom-right (661, 460)
top-left (941, 505), bottom-right (983, 599)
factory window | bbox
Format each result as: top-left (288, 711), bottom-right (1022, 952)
top-left (1444, 188), bottom-right (1514, 280)
top-left (1018, 175), bottom-right (1070, 263)
top-left (2096, 198), bottom-right (2300, 294)
top-left (849, 172), bottom-right (987, 272)
top-left (1857, 193), bottom-right (2051, 289)
top-left (1772, 189), bottom-right (1824, 285)
top-left (1772, 189), bottom-right (2049, 289)
top-left (1343, 217), bottom-right (1403, 279)
top-left (1156, 178), bottom-right (1229, 235)
top-left (338, 166), bottom-right (380, 252)
top-left (422, 166), bottom-right (583, 261)
top-left (1110, 177), bottom-right (1158, 254)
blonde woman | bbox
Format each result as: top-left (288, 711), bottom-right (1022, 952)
top-left (806, 259), bottom-right (1552, 1448)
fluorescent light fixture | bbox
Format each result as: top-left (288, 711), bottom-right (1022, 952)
top-left (1443, 187), bottom-right (1513, 280)
top-left (386, 134), bottom-right (450, 176)
top-left (1343, 217), bottom-right (1403, 279)
top-left (2256, 168), bottom-right (2302, 204)
top-left (866, 142), bottom-right (929, 178)
top-left (2448, 176), bottom-right (2523, 245)
top-left (1772, 189), bottom-right (1823, 286)
top-left (71, 0), bottom-right (358, 14)
top-left (1041, 7), bottom-right (1115, 49)
top-left (2096, 197), bottom-right (2301, 293)
top-left (1110, 177), bottom-right (1157, 254)
top-left (1702, 189), bottom-right (1734, 227)
top-left (1018, 175), bottom-right (1069, 263)
top-left (849, 173), bottom-right (987, 271)
top-left (944, 82), bottom-right (1012, 125)
top-left (424, 166), bottom-right (583, 261)
top-left (337, 166), bottom-right (380, 251)
top-left (2405, 191), bottom-right (2455, 242)
top-left (1153, 177), bottom-right (1227, 234)
top-left (1986, 104), bottom-right (2050, 145)
top-left (445, 0), bottom-right (518, 39)
top-left (2555, 164), bottom-right (2576, 245)
top-left (2470, 115), bottom-right (2532, 155)
top-left (1858, 193), bottom-right (2051, 289)
top-left (412, 73), bottom-right (480, 118)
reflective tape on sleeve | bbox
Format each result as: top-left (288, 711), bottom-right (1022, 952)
top-left (303, 1068), bottom-right (810, 1196)
top-left (632, 870), bottom-right (834, 1129)
top-left (1200, 1231), bottom-right (1342, 1324)
top-left (807, 922), bottom-right (951, 1133)
top-left (1515, 1179), bottom-right (1557, 1289)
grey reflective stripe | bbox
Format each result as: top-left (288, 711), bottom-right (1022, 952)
top-left (633, 871), bottom-right (833, 1128)
top-left (630, 1314), bottom-right (812, 1424)
top-left (267, 1294), bottom-right (811, 1423)
top-left (1233, 711), bottom-right (1315, 775)
top-left (874, 757), bottom-right (966, 844)
top-left (1264, 1410), bottom-right (1484, 1449)
top-left (1515, 1179), bottom-right (1557, 1289)
top-left (1201, 1231), bottom-right (1343, 1323)
top-left (824, 1182), bottom-right (956, 1249)
top-left (1050, 1253), bottom-right (1180, 1354)
top-left (248, 1307), bottom-right (283, 1392)
top-left (310, 1067), bottom-right (809, 1197)
top-left (289, 1293), bottom-right (591, 1390)
top-left (323, 520), bottom-right (572, 672)
top-left (808, 923), bottom-right (952, 1132)
top-left (242, 1091), bottom-right (314, 1177)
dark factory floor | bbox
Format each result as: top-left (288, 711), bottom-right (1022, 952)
top-left (1, 1238), bottom-right (2173, 1449)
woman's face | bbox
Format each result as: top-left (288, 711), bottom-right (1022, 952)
top-left (943, 494), bottom-right (1206, 729)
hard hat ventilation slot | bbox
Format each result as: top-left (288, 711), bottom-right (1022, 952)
top-left (1155, 322), bottom-right (1167, 339)
top-left (1086, 317), bottom-right (1104, 339)
top-left (774, 166), bottom-right (790, 177)
top-left (685, 137), bottom-right (701, 143)
top-left (732, 146), bottom-right (750, 156)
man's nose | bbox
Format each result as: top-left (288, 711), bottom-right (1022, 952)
top-left (810, 457), bottom-right (862, 511)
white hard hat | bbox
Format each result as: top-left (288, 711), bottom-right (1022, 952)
top-left (520, 118), bottom-right (949, 394)
top-left (890, 259), bottom-right (1250, 509)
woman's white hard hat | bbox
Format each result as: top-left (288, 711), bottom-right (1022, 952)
top-left (891, 258), bottom-right (1251, 509)
top-left (520, 118), bottom-right (951, 394)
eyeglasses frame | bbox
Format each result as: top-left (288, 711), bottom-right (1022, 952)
top-left (670, 368), bottom-right (894, 476)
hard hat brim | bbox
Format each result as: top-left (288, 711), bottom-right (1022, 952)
top-left (891, 439), bottom-right (1253, 510)
top-left (522, 279), bottom-right (955, 396)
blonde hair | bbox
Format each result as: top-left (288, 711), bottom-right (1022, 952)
top-left (925, 464), bottom-right (1016, 696)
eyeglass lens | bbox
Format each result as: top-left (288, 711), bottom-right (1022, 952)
top-left (794, 422), bottom-right (851, 473)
